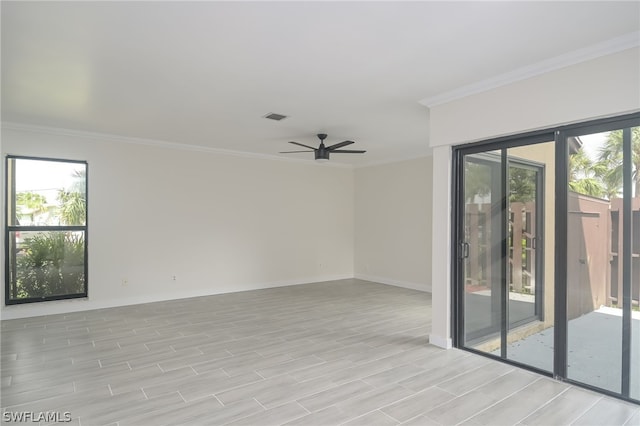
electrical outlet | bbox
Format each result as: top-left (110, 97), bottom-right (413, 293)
top-left (122, 279), bottom-right (128, 286)
top-left (172, 275), bottom-right (177, 281)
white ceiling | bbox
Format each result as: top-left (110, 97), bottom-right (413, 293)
top-left (2, 1), bottom-right (639, 166)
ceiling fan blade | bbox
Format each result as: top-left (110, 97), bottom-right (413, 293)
top-left (331, 149), bottom-right (366, 154)
top-left (326, 140), bottom-right (355, 150)
top-left (288, 141), bottom-right (317, 150)
top-left (279, 150), bottom-right (314, 153)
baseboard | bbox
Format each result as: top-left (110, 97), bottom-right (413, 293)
top-left (1, 274), bottom-right (432, 320)
top-left (0, 274), bottom-right (353, 320)
top-left (354, 273), bottom-right (431, 293)
top-left (429, 333), bottom-right (453, 349)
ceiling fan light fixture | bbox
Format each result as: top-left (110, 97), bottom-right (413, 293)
top-left (315, 150), bottom-right (330, 161)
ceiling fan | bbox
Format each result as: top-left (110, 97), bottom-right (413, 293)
top-left (280, 133), bottom-right (366, 161)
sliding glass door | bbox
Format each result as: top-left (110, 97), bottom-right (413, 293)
top-left (461, 151), bottom-right (503, 347)
top-left (457, 139), bottom-right (553, 373)
top-left (454, 114), bottom-right (640, 403)
top-left (563, 122), bottom-right (639, 400)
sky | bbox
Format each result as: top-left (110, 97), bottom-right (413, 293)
top-left (579, 131), bottom-right (607, 162)
top-left (15, 158), bottom-right (85, 204)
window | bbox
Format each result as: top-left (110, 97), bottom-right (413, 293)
top-left (5, 156), bottom-right (88, 304)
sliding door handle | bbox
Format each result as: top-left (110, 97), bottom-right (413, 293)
top-left (460, 242), bottom-right (470, 259)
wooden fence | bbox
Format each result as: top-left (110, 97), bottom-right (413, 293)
top-left (465, 195), bottom-right (640, 318)
top-left (464, 202), bottom-right (537, 295)
top-left (609, 197), bottom-right (640, 308)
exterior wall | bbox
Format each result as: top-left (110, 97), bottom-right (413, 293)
top-left (354, 156), bottom-right (433, 292)
top-left (1, 126), bottom-right (355, 319)
top-left (509, 143), bottom-right (555, 326)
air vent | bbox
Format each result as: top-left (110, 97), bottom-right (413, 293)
top-left (264, 112), bottom-right (288, 121)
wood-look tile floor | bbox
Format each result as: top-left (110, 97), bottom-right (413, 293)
top-left (1, 279), bottom-right (638, 425)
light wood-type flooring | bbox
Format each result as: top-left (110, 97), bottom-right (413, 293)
top-left (1, 279), bottom-right (638, 425)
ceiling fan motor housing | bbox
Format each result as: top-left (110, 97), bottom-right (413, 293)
top-left (315, 147), bottom-right (329, 160)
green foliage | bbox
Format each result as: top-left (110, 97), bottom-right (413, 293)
top-left (466, 163), bottom-right (537, 203)
top-left (11, 167), bottom-right (87, 300)
top-left (16, 191), bottom-right (49, 223)
top-left (15, 232), bottom-right (85, 299)
top-left (597, 128), bottom-right (640, 197)
top-left (569, 178), bottom-right (605, 198)
top-left (509, 168), bottom-right (536, 203)
top-left (56, 168), bottom-right (87, 226)
top-left (569, 128), bottom-right (640, 198)
top-left (464, 162), bottom-right (491, 202)
top-left (569, 147), bottom-right (607, 198)
top-left (57, 190), bottom-right (86, 225)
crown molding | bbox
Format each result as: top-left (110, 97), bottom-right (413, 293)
top-left (419, 31), bottom-right (640, 108)
top-left (1, 122), bottom-right (353, 169)
top-left (1, 121), bottom-right (437, 170)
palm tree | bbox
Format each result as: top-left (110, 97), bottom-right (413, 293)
top-left (57, 189), bottom-right (86, 225)
top-left (57, 167), bottom-right (87, 226)
top-left (597, 127), bottom-right (640, 197)
top-left (69, 169), bottom-right (86, 193)
top-left (569, 147), bottom-right (606, 198)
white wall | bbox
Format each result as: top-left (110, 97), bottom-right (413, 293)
top-left (430, 48), bottom-right (640, 147)
top-left (1, 126), bottom-right (354, 319)
top-left (428, 47), bottom-right (640, 348)
top-left (354, 156), bottom-right (432, 292)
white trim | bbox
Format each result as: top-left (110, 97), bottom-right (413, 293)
top-left (0, 122), bottom-right (353, 169)
top-left (430, 146), bottom-right (453, 352)
top-left (419, 31), bottom-right (640, 108)
top-left (354, 273), bottom-right (431, 293)
top-left (2, 122), bottom-right (437, 169)
top-left (428, 334), bottom-right (452, 349)
top-left (0, 274), bottom-right (353, 320)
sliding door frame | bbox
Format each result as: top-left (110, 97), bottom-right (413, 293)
top-left (557, 115), bottom-right (639, 401)
top-left (451, 130), bottom-right (554, 372)
top-left (452, 112), bottom-right (640, 404)
top-left (457, 152), bottom-right (546, 343)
